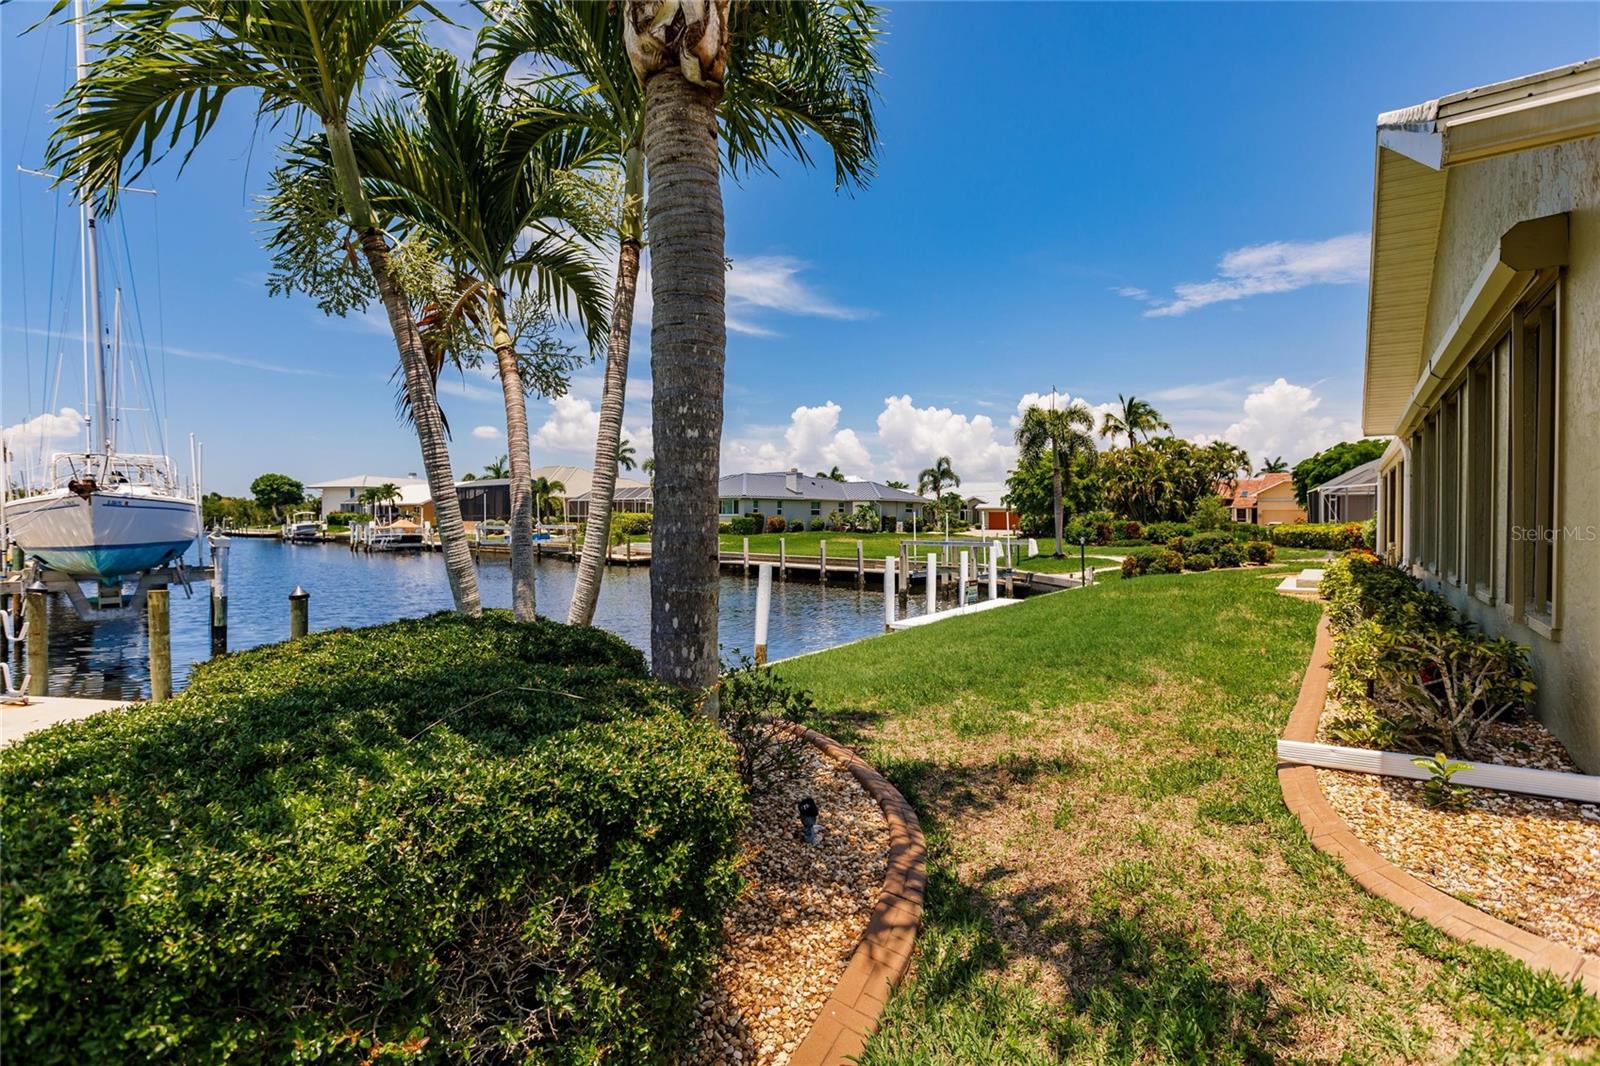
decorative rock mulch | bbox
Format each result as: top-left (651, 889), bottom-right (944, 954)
top-left (686, 738), bottom-right (889, 1066)
top-left (1315, 718), bottom-right (1600, 957)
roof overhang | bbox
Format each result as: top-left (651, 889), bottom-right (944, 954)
top-left (1362, 58), bottom-right (1600, 437)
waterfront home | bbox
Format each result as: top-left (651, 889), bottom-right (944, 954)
top-left (1363, 59), bottom-right (1599, 771)
top-left (976, 503), bottom-right (1022, 533)
top-left (307, 474), bottom-right (429, 517)
top-left (719, 469), bottom-right (927, 528)
top-left (455, 466), bottom-right (651, 525)
top-left (1306, 459), bottom-right (1381, 523)
top-left (1216, 473), bottom-right (1305, 526)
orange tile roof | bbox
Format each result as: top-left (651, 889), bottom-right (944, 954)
top-left (1217, 472), bottom-right (1293, 503)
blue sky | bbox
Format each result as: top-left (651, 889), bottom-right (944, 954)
top-left (4, 2), bottom-right (1597, 499)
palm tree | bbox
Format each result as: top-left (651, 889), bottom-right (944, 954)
top-left (1259, 456), bottom-right (1289, 474)
top-left (815, 465), bottom-right (845, 481)
top-left (530, 476), bottom-right (566, 523)
top-left (1202, 440), bottom-right (1252, 493)
top-left (616, 439), bottom-right (637, 472)
top-left (1098, 394), bottom-right (1171, 449)
top-left (270, 48), bottom-right (609, 621)
top-left (641, 456), bottom-right (655, 485)
top-left (885, 479), bottom-right (909, 490)
top-left (1016, 403), bottom-right (1097, 557)
top-left (917, 456), bottom-right (960, 500)
top-left (361, 482), bottom-right (401, 520)
top-left (49, 1), bottom-right (483, 615)
top-left (482, 2), bottom-right (880, 644)
top-left (483, 455), bottom-right (511, 479)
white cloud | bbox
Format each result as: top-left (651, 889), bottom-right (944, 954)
top-left (530, 394), bottom-right (653, 466)
top-left (1130, 233), bottom-right (1370, 318)
top-left (3, 407), bottom-right (83, 452)
top-left (722, 401), bottom-right (871, 476)
top-left (876, 395), bottom-right (1015, 488)
top-left (632, 253), bottom-right (866, 339)
top-left (1207, 378), bottom-right (1361, 465)
top-left (471, 425), bottom-right (501, 440)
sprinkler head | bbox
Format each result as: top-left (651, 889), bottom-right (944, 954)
top-left (797, 796), bottom-right (819, 844)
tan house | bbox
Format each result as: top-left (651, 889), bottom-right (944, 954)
top-left (1363, 59), bottom-right (1600, 771)
top-left (1217, 473), bottom-right (1305, 526)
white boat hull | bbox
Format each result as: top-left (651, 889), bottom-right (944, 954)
top-left (6, 490), bottom-right (199, 580)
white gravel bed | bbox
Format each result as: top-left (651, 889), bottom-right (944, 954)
top-left (685, 738), bottom-right (889, 1066)
top-left (1315, 719), bottom-right (1600, 956)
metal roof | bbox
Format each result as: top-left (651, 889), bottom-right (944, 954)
top-left (307, 474), bottom-right (426, 489)
top-left (719, 471), bottom-right (926, 505)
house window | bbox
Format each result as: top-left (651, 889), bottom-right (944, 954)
top-left (1513, 284), bottom-right (1559, 624)
top-left (1439, 390), bottom-right (1461, 583)
top-left (811, 501), bottom-right (821, 516)
top-left (1466, 344), bottom-right (1499, 597)
top-left (720, 499), bottom-right (737, 515)
top-left (776, 501), bottom-right (783, 515)
top-left (1413, 423), bottom-right (1433, 571)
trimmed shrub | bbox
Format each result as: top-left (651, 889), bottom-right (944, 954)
top-left (0, 614), bottom-right (746, 1063)
top-left (1118, 520), bottom-right (1143, 541)
top-left (725, 515), bottom-right (759, 536)
top-left (1165, 535), bottom-right (1187, 556)
top-left (717, 520), bottom-right (733, 534)
top-left (1216, 542), bottom-right (1246, 568)
top-left (1148, 549), bottom-right (1185, 575)
top-left (1185, 531), bottom-right (1231, 558)
top-left (1321, 550), bottom-right (1451, 633)
top-left (1245, 540), bottom-right (1275, 564)
top-left (1185, 553), bottom-right (1216, 572)
top-left (1189, 495), bottom-right (1229, 531)
top-left (1143, 521), bottom-right (1193, 544)
top-left (1361, 517), bottom-right (1378, 550)
top-left (1270, 522), bottom-right (1365, 550)
top-left (808, 518), bottom-right (825, 531)
top-left (612, 511), bottom-right (652, 538)
top-left (787, 518), bottom-right (804, 532)
top-left (766, 515), bottom-right (787, 534)
top-left (1368, 623), bottom-right (1535, 757)
top-left (1119, 546), bottom-right (1162, 579)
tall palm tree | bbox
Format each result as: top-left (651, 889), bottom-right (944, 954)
top-left (917, 455), bottom-right (960, 500)
top-left (1016, 403), bottom-right (1097, 557)
top-left (641, 456), bottom-right (655, 485)
top-left (1202, 440), bottom-right (1252, 493)
top-left (885, 479), bottom-right (909, 490)
top-left (49, 0), bottom-right (483, 615)
top-left (616, 438), bottom-right (637, 472)
top-left (1099, 393), bottom-right (1170, 449)
top-left (483, 455), bottom-right (511, 479)
top-left (269, 48), bottom-right (609, 620)
top-left (481, 1), bottom-right (880, 641)
top-left (1259, 456), bottom-right (1289, 474)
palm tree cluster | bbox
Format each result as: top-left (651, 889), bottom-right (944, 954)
top-left (1015, 401), bottom-right (1096, 556)
top-left (50, 1), bottom-right (882, 699)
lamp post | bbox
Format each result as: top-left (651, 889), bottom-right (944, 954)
top-left (1079, 535), bottom-right (1087, 587)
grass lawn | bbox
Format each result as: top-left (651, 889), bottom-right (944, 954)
top-left (774, 570), bottom-right (1598, 1063)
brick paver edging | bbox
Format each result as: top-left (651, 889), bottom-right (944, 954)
top-left (1280, 615), bottom-right (1600, 995)
top-left (783, 724), bottom-right (927, 1066)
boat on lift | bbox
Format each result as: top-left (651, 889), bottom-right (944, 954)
top-left (2, 0), bottom-right (199, 583)
top-left (284, 511), bottom-right (321, 542)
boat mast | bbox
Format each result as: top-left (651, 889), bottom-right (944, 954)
top-left (74, 0), bottom-right (112, 458)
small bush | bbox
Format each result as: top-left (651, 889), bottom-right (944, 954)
top-left (1165, 535), bottom-right (1187, 556)
top-left (1189, 495), bottom-right (1229, 531)
top-left (1369, 624), bottom-right (1535, 757)
top-left (1245, 540), bottom-right (1275, 564)
top-left (718, 520), bottom-right (733, 534)
top-left (1361, 516), bottom-right (1378, 550)
top-left (1118, 520), bottom-right (1143, 541)
top-left (1185, 531), bottom-right (1231, 558)
top-left (0, 614), bottom-right (746, 1063)
top-left (612, 511), bottom-right (653, 538)
top-left (787, 518), bottom-right (804, 532)
top-left (808, 518), bottom-right (825, 531)
top-left (1185, 553), bottom-right (1216, 572)
top-left (766, 515), bottom-right (788, 534)
top-left (1148, 549), bottom-right (1185, 575)
top-left (1119, 546), bottom-right (1162, 579)
top-left (720, 659), bottom-right (810, 797)
top-left (1321, 551), bottom-right (1451, 633)
top-left (726, 515), bottom-right (759, 536)
top-left (1143, 521), bottom-right (1193, 544)
top-left (1271, 522), bottom-right (1365, 550)
top-left (1216, 542), bottom-right (1245, 568)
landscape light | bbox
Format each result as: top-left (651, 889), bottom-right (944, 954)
top-left (797, 796), bottom-right (819, 844)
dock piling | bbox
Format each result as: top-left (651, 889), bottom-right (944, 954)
top-left (742, 536), bottom-right (750, 575)
top-left (209, 534), bottom-right (230, 655)
top-left (779, 537), bottom-right (787, 580)
top-left (989, 543), bottom-right (1000, 600)
top-left (148, 585), bottom-right (171, 703)
top-left (855, 540), bottom-right (865, 586)
top-left (959, 550), bottom-right (970, 607)
top-left (754, 564), bottom-right (772, 665)
top-left (898, 543), bottom-right (910, 604)
top-left (926, 553), bottom-right (937, 615)
top-left (289, 586), bottom-right (310, 640)
top-left (883, 556), bottom-right (897, 630)
top-left (25, 580), bottom-right (48, 697)
top-left (819, 539), bottom-right (827, 585)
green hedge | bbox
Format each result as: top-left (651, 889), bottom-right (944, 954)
top-left (1270, 522), bottom-right (1365, 550)
top-left (1, 614), bottom-right (746, 1063)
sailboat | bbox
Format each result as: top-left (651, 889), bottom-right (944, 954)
top-left (2, 0), bottom-right (199, 583)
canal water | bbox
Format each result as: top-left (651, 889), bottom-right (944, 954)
top-left (10, 538), bottom-right (960, 700)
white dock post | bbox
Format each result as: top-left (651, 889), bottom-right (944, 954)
top-left (989, 543), bottom-right (999, 600)
top-left (819, 539), bottom-right (827, 585)
top-left (754, 563), bottom-right (772, 665)
top-left (926, 553), bottom-right (937, 616)
top-left (1027, 538), bottom-right (1038, 558)
top-left (959, 550), bottom-right (970, 607)
top-left (883, 556), bottom-right (896, 630)
top-left (779, 536), bottom-right (787, 580)
top-left (742, 536), bottom-right (750, 575)
top-left (856, 539), bottom-right (865, 586)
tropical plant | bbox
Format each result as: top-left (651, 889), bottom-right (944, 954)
top-left (481, 1), bottom-right (880, 646)
top-left (1259, 455), bottom-right (1289, 474)
top-left (815, 465), bottom-right (845, 481)
top-left (884, 479), bottom-right (909, 490)
top-left (1412, 752), bottom-right (1474, 811)
top-left (483, 455), bottom-right (511, 479)
top-left (850, 502), bottom-right (882, 532)
top-left (1098, 393), bottom-right (1169, 449)
top-left (48, 0), bottom-right (482, 614)
top-left (917, 455), bottom-right (960, 500)
top-left (361, 482), bottom-right (401, 517)
top-left (641, 456), bottom-right (655, 484)
top-left (263, 46), bottom-right (608, 621)
top-left (1202, 440), bottom-right (1251, 491)
top-left (617, 438), bottom-right (637, 472)
top-left (531, 476), bottom-right (567, 522)
top-left (1015, 402), bottom-right (1097, 556)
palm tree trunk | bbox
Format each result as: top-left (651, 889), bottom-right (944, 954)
top-left (1051, 457), bottom-right (1065, 557)
top-left (325, 111), bottom-right (479, 617)
top-left (642, 70), bottom-right (724, 698)
top-left (569, 149), bottom-right (644, 627)
top-left (489, 293), bottom-right (537, 621)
